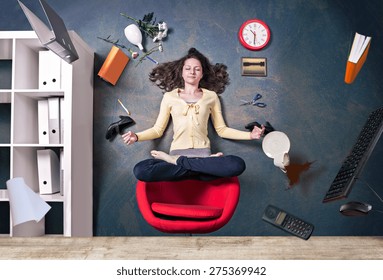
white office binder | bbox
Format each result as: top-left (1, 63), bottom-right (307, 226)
top-left (37, 99), bottom-right (49, 144)
top-left (37, 149), bottom-right (60, 194)
top-left (60, 149), bottom-right (64, 196)
top-left (60, 97), bottom-right (64, 144)
top-left (38, 50), bottom-right (61, 89)
top-left (48, 97), bottom-right (60, 144)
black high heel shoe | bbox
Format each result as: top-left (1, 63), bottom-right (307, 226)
top-left (105, 115), bottom-right (135, 141)
top-left (245, 121), bottom-right (275, 136)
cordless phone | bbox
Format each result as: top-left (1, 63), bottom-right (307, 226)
top-left (262, 204), bottom-right (314, 240)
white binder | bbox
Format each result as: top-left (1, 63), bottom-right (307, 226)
top-left (37, 149), bottom-right (60, 194)
top-left (37, 99), bottom-right (49, 144)
top-left (48, 97), bottom-right (60, 144)
top-left (60, 97), bottom-right (64, 144)
top-left (38, 50), bottom-right (61, 89)
top-left (60, 149), bottom-right (64, 196)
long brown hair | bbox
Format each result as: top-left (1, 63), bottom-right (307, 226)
top-left (149, 48), bottom-right (230, 94)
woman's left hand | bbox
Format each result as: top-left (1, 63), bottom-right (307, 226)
top-left (250, 125), bottom-right (265, 139)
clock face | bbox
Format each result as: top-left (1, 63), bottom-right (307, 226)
top-left (239, 19), bottom-right (270, 51)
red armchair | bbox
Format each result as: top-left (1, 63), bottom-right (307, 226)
top-left (136, 177), bottom-right (240, 234)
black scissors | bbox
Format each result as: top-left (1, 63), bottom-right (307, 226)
top-left (240, 93), bottom-right (267, 108)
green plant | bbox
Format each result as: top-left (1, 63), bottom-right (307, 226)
top-left (120, 12), bottom-right (159, 39)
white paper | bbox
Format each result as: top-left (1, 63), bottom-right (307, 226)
top-left (349, 32), bottom-right (371, 63)
top-left (6, 177), bottom-right (51, 226)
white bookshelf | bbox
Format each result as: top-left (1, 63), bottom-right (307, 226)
top-left (0, 31), bottom-right (94, 237)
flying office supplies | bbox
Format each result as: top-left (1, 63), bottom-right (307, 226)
top-left (18, 0), bottom-right (79, 64)
top-left (118, 99), bottom-right (131, 115)
top-left (344, 32), bottom-right (371, 84)
top-left (98, 46), bottom-right (129, 85)
top-left (240, 93), bottom-right (267, 107)
top-left (322, 107), bottom-right (383, 203)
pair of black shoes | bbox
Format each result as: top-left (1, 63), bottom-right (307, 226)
top-left (245, 121), bottom-right (275, 136)
top-left (106, 115), bottom-right (135, 141)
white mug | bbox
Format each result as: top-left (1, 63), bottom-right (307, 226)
top-left (273, 152), bottom-right (290, 172)
top-left (262, 131), bottom-right (290, 172)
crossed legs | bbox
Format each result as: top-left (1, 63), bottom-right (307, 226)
top-left (133, 150), bottom-right (246, 182)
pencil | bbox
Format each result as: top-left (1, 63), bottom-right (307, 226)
top-left (146, 55), bottom-right (159, 64)
top-left (118, 99), bottom-right (131, 115)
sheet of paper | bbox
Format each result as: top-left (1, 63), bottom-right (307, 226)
top-left (6, 177), bottom-right (51, 226)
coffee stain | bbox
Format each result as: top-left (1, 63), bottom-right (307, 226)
top-left (285, 161), bottom-right (316, 188)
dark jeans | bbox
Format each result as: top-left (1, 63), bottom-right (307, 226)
top-left (133, 155), bottom-right (246, 182)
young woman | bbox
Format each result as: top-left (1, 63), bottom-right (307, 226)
top-left (122, 48), bottom-right (265, 181)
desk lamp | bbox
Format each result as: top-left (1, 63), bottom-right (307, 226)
top-left (124, 24), bottom-right (144, 51)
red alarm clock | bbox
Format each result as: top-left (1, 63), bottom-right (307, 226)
top-left (238, 19), bottom-right (271, 50)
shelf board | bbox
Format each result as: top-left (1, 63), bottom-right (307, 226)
top-left (40, 193), bottom-right (64, 202)
top-left (0, 189), bottom-right (63, 202)
top-left (13, 90), bottom-right (64, 98)
top-left (12, 144), bottom-right (64, 148)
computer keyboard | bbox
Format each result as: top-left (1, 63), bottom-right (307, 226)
top-left (323, 107), bottom-right (383, 203)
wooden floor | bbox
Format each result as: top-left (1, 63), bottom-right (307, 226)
top-left (0, 236), bottom-right (382, 259)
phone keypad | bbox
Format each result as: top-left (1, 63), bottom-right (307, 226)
top-left (283, 216), bottom-right (313, 239)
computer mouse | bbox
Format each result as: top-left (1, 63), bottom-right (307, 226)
top-left (339, 201), bottom-right (372, 216)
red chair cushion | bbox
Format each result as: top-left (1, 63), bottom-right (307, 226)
top-left (151, 202), bottom-right (223, 219)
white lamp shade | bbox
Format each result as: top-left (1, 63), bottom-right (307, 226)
top-left (124, 24), bottom-right (144, 50)
top-left (6, 177), bottom-right (51, 226)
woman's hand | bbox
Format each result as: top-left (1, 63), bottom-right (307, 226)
top-left (122, 131), bottom-right (138, 145)
top-left (250, 125), bottom-right (265, 139)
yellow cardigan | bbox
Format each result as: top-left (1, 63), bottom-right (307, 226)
top-left (136, 88), bottom-right (251, 152)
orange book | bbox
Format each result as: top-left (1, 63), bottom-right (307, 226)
top-left (98, 46), bottom-right (129, 85)
top-left (344, 33), bottom-right (371, 84)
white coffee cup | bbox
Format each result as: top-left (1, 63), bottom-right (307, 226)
top-left (262, 131), bottom-right (290, 172)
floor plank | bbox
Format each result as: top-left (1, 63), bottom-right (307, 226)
top-left (0, 236), bottom-right (382, 259)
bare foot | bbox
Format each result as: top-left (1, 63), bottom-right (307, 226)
top-left (210, 152), bottom-right (224, 157)
top-left (150, 150), bottom-right (179, 165)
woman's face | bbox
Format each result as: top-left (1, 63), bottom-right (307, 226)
top-left (182, 58), bottom-right (203, 87)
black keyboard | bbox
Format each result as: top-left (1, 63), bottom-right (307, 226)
top-left (323, 107), bottom-right (383, 203)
